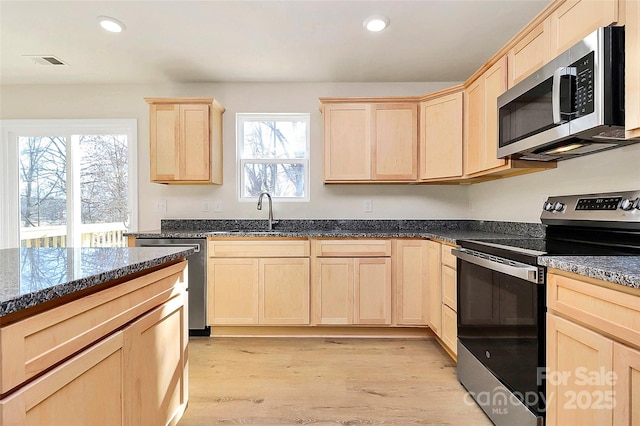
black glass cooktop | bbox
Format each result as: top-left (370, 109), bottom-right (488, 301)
top-left (459, 232), bottom-right (640, 265)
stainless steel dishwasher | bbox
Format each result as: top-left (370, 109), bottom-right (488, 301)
top-left (135, 237), bottom-right (209, 336)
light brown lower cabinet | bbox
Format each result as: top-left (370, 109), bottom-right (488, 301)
top-left (207, 239), bottom-right (311, 326)
top-left (425, 240), bottom-right (457, 356)
top-left (426, 241), bottom-right (442, 335)
top-left (312, 239), bottom-right (392, 325)
top-left (546, 270), bottom-right (640, 426)
top-left (393, 240), bottom-right (429, 325)
top-left (0, 262), bottom-right (188, 426)
top-left (312, 257), bottom-right (391, 325)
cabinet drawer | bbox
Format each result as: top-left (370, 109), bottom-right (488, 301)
top-left (547, 272), bottom-right (640, 350)
top-left (0, 261), bottom-right (186, 395)
top-left (313, 240), bottom-right (391, 257)
top-left (442, 265), bottom-right (457, 311)
top-left (208, 240), bottom-right (310, 258)
top-left (441, 244), bottom-right (457, 269)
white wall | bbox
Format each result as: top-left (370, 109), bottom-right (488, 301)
top-left (1, 82), bottom-right (469, 231)
top-left (4, 82), bottom-right (638, 229)
top-left (468, 143), bottom-right (640, 223)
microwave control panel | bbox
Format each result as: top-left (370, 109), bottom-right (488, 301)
top-left (572, 51), bottom-right (595, 117)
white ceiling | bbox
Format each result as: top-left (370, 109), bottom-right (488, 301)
top-left (0, 0), bottom-right (551, 86)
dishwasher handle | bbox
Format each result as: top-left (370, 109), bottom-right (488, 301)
top-left (137, 243), bottom-right (200, 253)
top-left (452, 248), bottom-right (541, 284)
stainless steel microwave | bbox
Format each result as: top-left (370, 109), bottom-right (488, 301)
top-left (497, 26), bottom-right (636, 161)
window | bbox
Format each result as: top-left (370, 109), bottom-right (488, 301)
top-left (1, 119), bottom-right (137, 249)
top-left (237, 113), bottom-right (310, 201)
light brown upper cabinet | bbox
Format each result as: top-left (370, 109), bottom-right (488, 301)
top-left (626, 0), bottom-right (640, 139)
top-left (549, 0), bottom-right (619, 58)
top-left (507, 20), bottom-right (551, 88)
top-left (146, 97), bottom-right (224, 184)
top-left (464, 56), bottom-right (509, 176)
top-left (321, 99), bottom-right (418, 182)
top-left (419, 89), bottom-right (464, 180)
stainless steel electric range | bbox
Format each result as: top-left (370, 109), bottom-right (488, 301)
top-left (453, 190), bottom-right (640, 426)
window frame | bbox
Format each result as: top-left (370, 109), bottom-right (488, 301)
top-left (0, 119), bottom-right (138, 249)
top-left (236, 113), bottom-right (310, 202)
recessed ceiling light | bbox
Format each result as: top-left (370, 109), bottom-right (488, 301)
top-left (97, 16), bottom-right (126, 33)
top-left (363, 15), bottom-right (390, 32)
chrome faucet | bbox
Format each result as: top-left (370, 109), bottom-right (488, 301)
top-left (257, 192), bottom-right (278, 230)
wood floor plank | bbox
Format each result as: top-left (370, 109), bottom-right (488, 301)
top-left (178, 337), bottom-right (492, 425)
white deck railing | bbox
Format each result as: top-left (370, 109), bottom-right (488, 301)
top-left (20, 222), bottom-right (128, 248)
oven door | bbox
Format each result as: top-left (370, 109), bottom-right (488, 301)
top-left (453, 248), bottom-right (546, 423)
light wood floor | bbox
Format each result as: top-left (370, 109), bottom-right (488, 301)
top-left (178, 337), bottom-right (492, 425)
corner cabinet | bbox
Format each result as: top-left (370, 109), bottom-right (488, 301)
top-left (546, 270), bottom-right (640, 426)
top-left (146, 97), bottom-right (224, 184)
top-left (418, 89), bottom-right (464, 181)
top-left (320, 99), bottom-right (418, 183)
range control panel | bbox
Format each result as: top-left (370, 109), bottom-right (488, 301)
top-left (541, 190), bottom-right (640, 225)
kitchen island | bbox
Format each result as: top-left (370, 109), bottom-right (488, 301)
top-left (0, 246), bottom-right (192, 426)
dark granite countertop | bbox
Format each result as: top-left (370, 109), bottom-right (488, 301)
top-left (127, 219), bottom-right (545, 245)
top-left (538, 256), bottom-right (640, 289)
top-left (0, 247), bottom-right (194, 319)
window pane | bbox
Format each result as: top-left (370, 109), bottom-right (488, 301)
top-left (76, 134), bottom-right (129, 247)
top-left (242, 163), bottom-right (305, 198)
top-left (242, 120), bottom-right (308, 159)
top-left (18, 136), bottom-right (68, 248)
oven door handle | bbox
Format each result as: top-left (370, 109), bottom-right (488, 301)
top-left (452, 248), bottom-right (540, 284)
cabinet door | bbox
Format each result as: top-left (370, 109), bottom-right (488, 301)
top-left (371, 103), bottom-right (418, 180)
top-left (441, 304), bottom-right (458, 356)
top-left (208, 258), bottom-right (259, 325)
top-left (354, 258), bottom-right (391, 324)
top-left (323, 103), bottom-right (371, 181)
top-left (0, 332), bottom-right (125, 426)
top-left (312, 258), bottom-right (354, 325)
top-left (124, 294), bottom-right (188, 426)
top-left (259, 258), bottom-right (310, 325)
top-left (441, 265), bottom-right (457, 311)
top-left (464, 77), bottom-right (485, 176)
top-left (179, 103), bottom-right (210, 182)
top-left (550, 0), bottom-right (619, 57)
top-left (394, 240), bottom-right (429, 325)
top-left (507, 20), bottom-right (551, 88)
top-left (419, 92), bottom-right (463, 180)
top-left (426, 241), bottom-right (442, 336)
top-left (614, 342), bottom-right (640, 425)
top-left (546, 313), bottom-right (614, 426)
top-left (627, 0), bottom-right (640, 138)
top-left (483, 56), bottom-right (508, 171)
top-left (150, 103), bottom-right (179, 181)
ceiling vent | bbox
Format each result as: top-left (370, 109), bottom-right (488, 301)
top-left (22, 55), bottom-right (68, 66)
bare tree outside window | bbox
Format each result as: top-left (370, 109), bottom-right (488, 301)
top-left (77, 134), bottom-right (129, 226)
top-left (238, 114), bottom-right (309, 200)
top-left (18, 133), bottom-right (130, 248)
top-left (19, 136), bottom-right (67, 228)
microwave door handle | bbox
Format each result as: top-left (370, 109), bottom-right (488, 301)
top-left (552, 67), bottom-right (566, 124)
